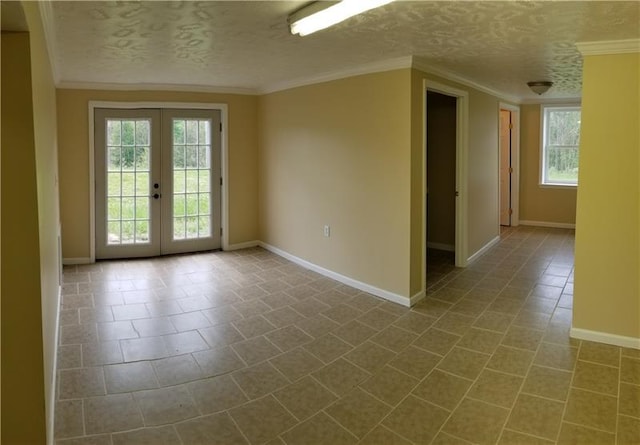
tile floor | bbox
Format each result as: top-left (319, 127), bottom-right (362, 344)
top-left (56, 226), bottom-right (640, 444)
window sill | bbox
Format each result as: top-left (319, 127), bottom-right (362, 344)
top-left (539, 183), bottom-right (578, 189)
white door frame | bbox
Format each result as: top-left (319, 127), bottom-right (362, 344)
top-left (88, 101), bottom-right (229, 262)
top-left (423, 79), bottom-right (469, 297)
top-left (499, 102), bottom-right (520, 227)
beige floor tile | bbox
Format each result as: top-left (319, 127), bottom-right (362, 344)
top-left (321, 303), bottom-right (363, 325)
top-left (131, 317), bottom-right (176, 337)
top-left (413, 328), bottom-right (461, 356)
top-left (325, 388), bottom-right (391, 438)
top-left (175, 412), bottom-right (248, 445)
top-left (269, 347), bottom-right (324, 382)
top-left (617, 415), bottom-right (640, 445)
top-left (58, 344), bottom-right (82, 370)
top-left (104, 361), bottom-right (159, 393)
top-left (412, 369), bottom-right (473, 410)
top-left (112, 426), bottom-right (182, 445)
top-left (61, 323), bottom-right (99, 344)
top-left (332, 320), bottom-right (377, 346)
top-left (303, 333), bottom-right (352, 363)
top-left (359, 365), bottom-right (419, 406)
top-left (274, 376), bottom-right (337, 421)
top-left (506, 394), bottom-right (564, 440)
top-left (135, 385), bottom-right (199, 426)
top-left (468, 369), bottom-right (523, 408)
top-left (433, 312), bottom-right (476, 336)
top-left (188, 374), bottom-right (248, 414)
top-left (622, 348), bottom-right (640, 359)
top-left (55, 400), bottom-right (84, 439)
top-left (290, 298), bottom-right (331, 318)
top-left (619, 383), bottom-right (640, 418)
top-left (198, 323), bottom-right (245, 349)
top-left (233, 315), bottom-right (277, 338)
top-left (578, 340), bottom-right (620, 367)
top-left (443, 398), bottom-right (510, 445)
top-left (343, 341), bottom-right (396, 374)
top-left (450, 299), bottom-right (490, 318)
top-left (82, 341), bottom-right (124, 366)
top-left (512, 310), bottom-right (552, 330)
top-left (280, 412), bottom-right (358, 445)
top-left (412, 298), bottom-right (453, 318)
top-left (359, 425), bottom-right (412, 445)
top-left (557, 422), bottom-right (615, 445)
top-left (388, 345), bottom-right (441, 379)
top-left (521, 365), bottom-right (572, 401)
top-left (392, 311), bottom-right (436, 334)
top-left (357, 307), bottom-right (400, 330)
top-left (502, 325), bottom-right (544, 351)
top-left (370, 325), bottom-right (418, 352)
top-left (534, 342), bottom-right (578, 371)
top-left (432, 431), bottom-right (474, 445)
top-left (229, 395), bottom-right (297, 445)
top-left (312, 358), bottom-right (370, 395)
top-left (572, 360), bottom-right (619, 395)
top-left (437, 347), bottom-right (491, 380)
top-left (382, 395), bottom-right (450, 444)
top-left (83, 393), bottom-right (144, 434)
top-left (201, 305), bottom-right (243, 325)
top-left (56, 434), bottom-right (113, 445)
top-left (487, 297), bottom-right (525, 315)
top-left (457, 327), bottom-right (504, 354)
top-left (621, 357), bottom-right (640, 385)
top-left (564, 388), bottom-right (618, 433)
top-left (232, 362), bottom-right (289, 399)
top-left (263, 306), bottom-right (306, 328)
top-left (193, 345), bottom-right (245, 377)
top-left (498, 429), bottom-right (554, 445)
top-left (121, 336), bottom-right (169, 362)
top-left (152, 353), bottom-right (203, 386)
top-left (162, 331), bottom-right (209, 356)
top-left (265, 325), bottom-right (314, 351)
top-left (232, 336), bottom-right (282, 365)
top-left (294, 314), bottom-right (340, 338)
top-left (59, 367), bottom-right (106, 399)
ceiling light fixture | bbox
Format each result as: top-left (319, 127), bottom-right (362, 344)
top-left (527, 81), bottom-right (553, 95)
top-left (289, 0), bottom-right (394, 37)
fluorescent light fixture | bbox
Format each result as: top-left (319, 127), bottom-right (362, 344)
top-left (289, 0), bottom-right (394, 36)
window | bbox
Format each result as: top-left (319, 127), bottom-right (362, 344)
top-left (541, 105), bottom-right (581, 186)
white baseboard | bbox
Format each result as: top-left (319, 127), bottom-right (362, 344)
top-left (571, 327), bottom-right (640, 350)
top-left (226, 240), bottom-right (260, 251)
top-left (62, 257), bottom-right (92, 265)
top-left (259, 242), bottom-right (411, 307)
top-left (48, 285), bottom-right (62, 445)
top-left (520, 220), bottom-right (576, 229)
top-left (410, 290), bottom-right (426, 306)
top-left (466, 236), bottom-right (500, 265)
top-left (427, 242), bottom-right (455, 252)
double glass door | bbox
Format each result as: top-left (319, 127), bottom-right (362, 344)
top-left (95, 108), bottom-right (221, 259)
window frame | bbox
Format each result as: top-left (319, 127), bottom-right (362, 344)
top-left (540, 104), bottom-right (581, 188)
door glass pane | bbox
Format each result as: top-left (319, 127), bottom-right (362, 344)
top-left (172, 118), bottom-right (212, 241)
top-left (105, 118), bottom-right (152, 245)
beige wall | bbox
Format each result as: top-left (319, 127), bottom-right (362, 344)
top-left (259, 70), bottom-right (413, 299)
top-left (574, 52), bottom-right (639, 340)
top-left (426, 91), bottom-right (456, 248)
top-left (519, 104), bottom-right (577, 225)
top-left (1, 31), bottom-right (47, 443)
top-left (57, 89), bottom-right (259, 259)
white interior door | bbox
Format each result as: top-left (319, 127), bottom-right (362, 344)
top-left (95, 108), bottom-right (221, 259)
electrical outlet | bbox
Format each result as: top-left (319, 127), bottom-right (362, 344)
top-left (323, 225), bottom-right (330, 237)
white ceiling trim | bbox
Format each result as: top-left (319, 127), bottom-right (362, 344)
top-left (56, 81), bottom-right (259, 96)
top-left (260, 56), bottom-right (413, 95)
top-left (576, 39), bottom-right (640, 56)
top-left (412, 58), bottom-right (521, 104)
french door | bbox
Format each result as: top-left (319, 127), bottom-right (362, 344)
top-left (95, 108), bottom-right (221, 259)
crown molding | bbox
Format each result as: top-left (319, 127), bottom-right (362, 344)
top-left (411, 57), bottom-right (522, 104)
top-left (520, 97), bottom-right (582, 105)
top-left (260, 56), bottom-right (413, 94)
top-left (38, 0), bottom-right (60, 84)
top-left (576, 39), bottom-right (640, 56)
top-left (56, 81), bottom-right (259, 96)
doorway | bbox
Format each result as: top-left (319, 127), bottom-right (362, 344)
top-left (94, 108), bottom-right (222, 259)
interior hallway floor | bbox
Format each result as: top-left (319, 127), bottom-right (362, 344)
top-left (56, 226), bottom-right (640, 444)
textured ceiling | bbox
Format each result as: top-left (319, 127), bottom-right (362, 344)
top-left (48, 1), bottom-right (640, 100)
